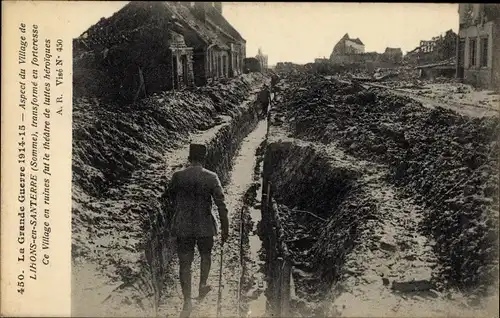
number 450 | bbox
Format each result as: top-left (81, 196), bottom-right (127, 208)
top-left (56, 39), bottom-right (63, 52)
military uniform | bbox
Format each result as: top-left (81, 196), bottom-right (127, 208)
top-left (166, 144), bottom-right (229, 315)
top-left (258, 87), bottom-right (271, 119)
top-left (169, 165), bottom-right (229, 251)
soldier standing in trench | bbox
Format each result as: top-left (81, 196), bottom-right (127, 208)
top-left (167, 144), bottom-right (229, 317)
top-left (258, 84), bottom-right (271, 120)
top-left (270, 71), bottom-right (280, 93)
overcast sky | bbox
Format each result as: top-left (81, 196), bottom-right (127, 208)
top-left (69, 2), bottom-right (459, 65)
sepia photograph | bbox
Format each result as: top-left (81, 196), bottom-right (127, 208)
top-left (67, 2), bottom-right (499, 317)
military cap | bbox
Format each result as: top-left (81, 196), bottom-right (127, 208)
top-left (189, 143), bottom-right (207, 160)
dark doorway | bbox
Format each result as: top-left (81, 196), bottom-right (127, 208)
top-left (181, 55), bottom-right (189, 86)
top-left (222, 55), bottom-right (227, 77)
top-left (193, 49), bottom-right (206, 87)
top-left (218, 56), bottom-right (222, 77)
top-left (173, 55), bottom-right (179, 89)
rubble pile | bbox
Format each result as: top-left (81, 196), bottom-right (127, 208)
top-left (272, 73), bottom-right (499, 293)
top-left (199, 75), bottom-right (259, 112)
top-left (402, 83), bottom-right (500, 110)
top-left (72, 73), bottom-right (264, 261)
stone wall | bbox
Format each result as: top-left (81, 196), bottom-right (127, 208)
top-left (492, 21), bottom-right (500, 89)
top-left (459, 21), bottom-right (495, 88)
top-left (230, 43), bottom-right (245, 76)
top-left (464, 68), bottom-right (493, 89)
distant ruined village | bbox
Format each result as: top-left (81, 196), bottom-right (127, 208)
top-left (73, 2), bottom-right (499, 102)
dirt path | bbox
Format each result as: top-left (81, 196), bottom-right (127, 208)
top-left (158, 120), bottom-right (269, 317)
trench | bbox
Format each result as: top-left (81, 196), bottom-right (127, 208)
top-left (236, 131), bottom-right (269, 318)
top-left (259, 135), bottom-right (473, 317)
top-left (260, 140), bottom-right (370, 317)
top-left (72, 77), bottom-right (274, 317)
top-left (263, 137), bottom-right (446, 317)
top-left (259, 129), bottom-right (498, 317)
top-left (148, 95), bottom-right (271, 317)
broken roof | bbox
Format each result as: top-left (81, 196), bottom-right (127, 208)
top-left (205, 4), bottom-right (245, 43)
top-left (77, 1), bottom-right (235, 51)
top-left (415, 57), bottom-right (456, 69)
top-left (352, 38), bottom-right (364, 45)
top-left (340, 33), bottom-right (364, 46)
top-left (164, 2), bottom-right (229, 49)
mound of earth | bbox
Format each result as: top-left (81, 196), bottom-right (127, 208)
top-left (72, 73), bottom-right (264, 262)
top-left (271, 73), bottom-right (499, 294)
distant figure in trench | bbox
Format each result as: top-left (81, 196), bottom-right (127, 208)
top-left (258, 85), bottom-right (271, 120)
top-left (270, 71), bottom-right (281, 93)
top-left (167, 144), bottom-right (229, 317)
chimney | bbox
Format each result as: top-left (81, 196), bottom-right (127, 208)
top-left (214, 2), bottom-right (222, 14)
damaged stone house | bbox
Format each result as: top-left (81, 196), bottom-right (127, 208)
top-left (328, 34), bottom-right (399, 70)
top-left (314, 57), bottom-right (329, 64)
top-left (456, 4), bottom-right (500, 89)
top-left (73, 1), bottom-right (246, 101)
top-left (329, 33), bottom-right (365, 64)
top-left (404, 29), bottom-right (458, 66)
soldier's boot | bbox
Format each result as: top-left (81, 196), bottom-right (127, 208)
top-left (179, 254), bottom-right (193, 316)
top-left (198, 253), bottom-right (212, 300)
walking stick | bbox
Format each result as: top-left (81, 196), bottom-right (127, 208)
top-left (237, 206), bottom-right (245, 317)
top-left (216, 239), bottom-right (224, 317)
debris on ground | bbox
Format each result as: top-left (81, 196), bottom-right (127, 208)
top-left (270, 72), bottom-right (499, 295)
top-left (395, 82), bottom-right (500, 110)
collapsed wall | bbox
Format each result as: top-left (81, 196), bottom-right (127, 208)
top-left (72, 73), bottom-right (266, 315)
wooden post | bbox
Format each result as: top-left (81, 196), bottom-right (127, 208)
top-left (133, 66), bottom-right (145, 104)
top-left (237, 205), bottom-right (244, 317)
top-left (280, 259), bottom-right (292, 317)
top-left (275, 256), bottom-right (283, 317)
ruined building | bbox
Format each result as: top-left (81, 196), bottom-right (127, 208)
top-left (331, 33), bottom-right (365, 56)
top-left (329, 33), bottom-right (366, 64)
top-left (314, 58), bottom-right (329, 64)
top-left (457, 4), bottom-right (500, 89)
top-left (327, 33), bottom-right (405, 70)
top-left (404, 30), bottom-right (458, 66)
top-left (243, 57), bottom-right (261, 73)
top-left (73, 1), bottom-right (246, 101)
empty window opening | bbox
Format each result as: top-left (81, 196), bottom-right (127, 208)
top-left (480, 37), bottom-right (488, 67)
top-left (469, 37), bottom-right (477, 67)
